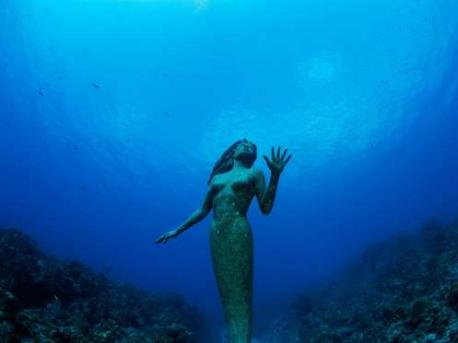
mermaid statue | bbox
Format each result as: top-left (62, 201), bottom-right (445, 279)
top-left (156, 140), bottom-right (291, 343)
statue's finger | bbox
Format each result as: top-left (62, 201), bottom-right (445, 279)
top-left (160, 235), bottom-right (168, 243)
top-left (276, 146), bottom-right (281, 159)
top-left (281, 148), bottom-right (288, 160)
top-left (263, 155), bottom-right (270, 164)
top-left (271, 147), bottom-right (275, 159)
top-left (284, 154), bottom-right (292, 166)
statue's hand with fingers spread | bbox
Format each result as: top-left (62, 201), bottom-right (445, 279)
top-left (263, 146), bottom-right (292, 175)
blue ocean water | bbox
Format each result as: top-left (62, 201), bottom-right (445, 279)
top-left (1, 0), bottom-right (458, 338)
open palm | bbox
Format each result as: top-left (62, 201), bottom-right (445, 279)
top-left (263, 146), bottom-right (292, 174)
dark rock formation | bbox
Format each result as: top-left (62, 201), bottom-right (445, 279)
top-left (0, 228), bottom-right (204, 342)
top-left (264, 219), bottom-right (458, 342)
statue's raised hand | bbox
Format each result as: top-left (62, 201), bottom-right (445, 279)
top-left (263, 147), bottom-right (292, 175)
top-left (155, 229), bottom-right (180, 244)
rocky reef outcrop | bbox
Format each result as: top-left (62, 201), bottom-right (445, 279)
top-left (263, 219), bottom-right (458, 343)
top-left (0, 228), bottom-right (204, 343)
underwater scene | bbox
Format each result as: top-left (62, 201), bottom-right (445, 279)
top-left (1, 0), bottom-right (458, 342)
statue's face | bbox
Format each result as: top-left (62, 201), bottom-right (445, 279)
top-left (233, 141), bottom-right (257, 166)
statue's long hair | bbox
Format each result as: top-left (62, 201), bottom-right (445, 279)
top-left (207, 139), bottom-right (257, 184)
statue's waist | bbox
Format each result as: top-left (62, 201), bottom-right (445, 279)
top-left (211, 214), bottom-right (251, 230)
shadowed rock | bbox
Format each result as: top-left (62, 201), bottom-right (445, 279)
top-left (0, 228), bottom-right (204, 343)
top-left (263, 219), bottom-right (458, 343)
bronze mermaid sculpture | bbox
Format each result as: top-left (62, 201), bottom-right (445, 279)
top-left (156, 140), bottom-right (291, 343)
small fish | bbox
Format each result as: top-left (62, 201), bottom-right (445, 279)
top-left (164, 112), bottom-right (171, 117)
top-left (91, 82), bottom-right (101, 89)
top-left (38, 89), bottom-right (44, 96)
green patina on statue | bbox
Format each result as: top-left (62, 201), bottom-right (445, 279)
top-left (156, 140), bottom-right (291, 343)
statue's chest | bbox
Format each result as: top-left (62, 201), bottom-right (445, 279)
top-left (213, 173), bottom-right (253, 194)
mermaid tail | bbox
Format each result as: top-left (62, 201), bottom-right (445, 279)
top-left (210, 223), bottom-right (253, 343)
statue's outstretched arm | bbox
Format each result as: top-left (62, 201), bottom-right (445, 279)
top-left (255, 146), bottom-right (291, 215)
top-left (155, 187), bottom-right (214, 244)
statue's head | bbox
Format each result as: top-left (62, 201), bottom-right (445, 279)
top-left (208, 139), bottom-right (257, 184)
top-left (232, 139), bottom-right (257, 164)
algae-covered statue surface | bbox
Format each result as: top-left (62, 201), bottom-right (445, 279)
top-left (156, 139), bottom-right (291, 343)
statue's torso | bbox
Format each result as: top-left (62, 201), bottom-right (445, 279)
top-left (209, 167), bottom-right (257, 233)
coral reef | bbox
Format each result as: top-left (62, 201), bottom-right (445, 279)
top-left (0, 228), bottom-right (204, 343)
top-left (263, 219), bottom-right (458, 343)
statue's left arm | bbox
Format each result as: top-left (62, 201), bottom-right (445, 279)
top-left (255, 147), bottom-right (291, 215)
top-left (155, 186), bottom-right (214, 244)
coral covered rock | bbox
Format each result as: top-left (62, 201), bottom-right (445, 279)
top-left (263, 220), bottom-right (458, 342)
top-left (0, 228), bottom-right (204, 343)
